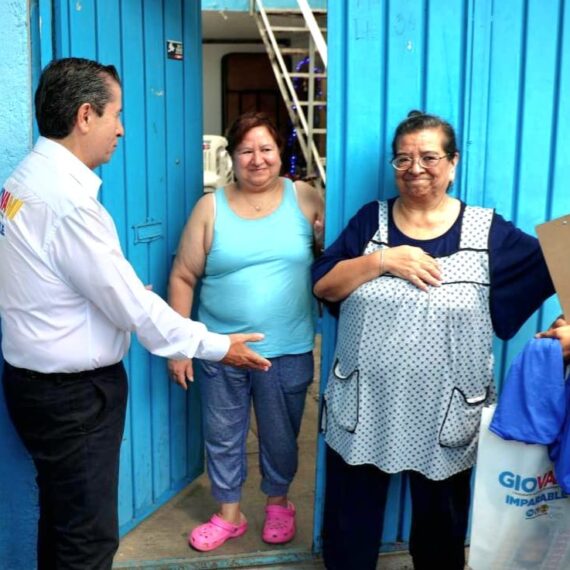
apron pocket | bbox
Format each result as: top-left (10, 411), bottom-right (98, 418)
top-left (325, 358), bottom-right (360, 433)
top-left (439, 386), bottom-right (488, 448)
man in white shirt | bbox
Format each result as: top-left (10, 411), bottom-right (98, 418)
top-left (0, 57), bottom-right (270, 570)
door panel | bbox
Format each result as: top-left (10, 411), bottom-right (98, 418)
top-left (222, 52), bottom-right (290, 140)
top-left (53, 0), bottom-right (204, 534)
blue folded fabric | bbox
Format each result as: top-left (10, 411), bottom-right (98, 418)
top-left (489, 338), bottom-right (569, 491)
top-left (490, 338), bottom-right (565, 443)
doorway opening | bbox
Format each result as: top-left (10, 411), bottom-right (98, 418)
top-left (115, 7), bottom-right (328, 568)
top-left (114, 340), bottom-right (322, 567)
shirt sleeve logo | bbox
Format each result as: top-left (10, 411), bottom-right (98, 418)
top-left (0, 187), bottom-right (25, 237)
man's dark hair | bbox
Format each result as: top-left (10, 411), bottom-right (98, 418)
top-left (35, 58), bottom-right (121, 139)
top-left (392, 110), bottom-right (459, 157)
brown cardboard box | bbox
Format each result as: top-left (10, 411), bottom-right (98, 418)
top-left (536, 214), bottom-right (570, 318)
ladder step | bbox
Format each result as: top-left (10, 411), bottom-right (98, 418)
top-left (263, 9), bottom-right (327, 16)
top-left (289, 72), bottom-right (327, 79)
top-left (291, 126), bottom-right (327, 135)
top-left (271, 26), bottom-right (328, 33)
top-left (297, 101), bottom-right (327, 106)
top-left (281, 48), bottom-right (311, 55)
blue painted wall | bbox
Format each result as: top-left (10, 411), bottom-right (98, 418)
top-left (0, 3), bottom-right (38, 570)
top-left (315, 0), bottom-right (570, 552)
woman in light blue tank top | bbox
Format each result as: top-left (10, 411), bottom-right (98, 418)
top-left (168, 112), bottom-right (324, 552)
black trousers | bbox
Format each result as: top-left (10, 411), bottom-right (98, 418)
top-left (3, 361), bottom-right (128, 570)
top-left (322, 445), bottom-right (472, 570)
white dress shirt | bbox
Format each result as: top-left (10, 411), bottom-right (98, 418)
top-left (0, 137), bottom-right (229, 373)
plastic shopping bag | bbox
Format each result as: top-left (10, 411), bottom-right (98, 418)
top-left (469, 406), bottom-right (570, 570)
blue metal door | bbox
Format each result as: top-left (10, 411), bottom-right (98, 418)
top-left (47, 0), bottom-right (205, 534)
top-left (318, 0), bottom-right (570, 553)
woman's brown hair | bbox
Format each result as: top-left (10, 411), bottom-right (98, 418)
top-left (225, 112), bottom-right (284, 156)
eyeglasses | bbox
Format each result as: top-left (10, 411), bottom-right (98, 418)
top-left (390, 153), bottom-right (451, 171)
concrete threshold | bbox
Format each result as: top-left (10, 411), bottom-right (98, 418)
top-left (113, 549), bottom-right (414, 569)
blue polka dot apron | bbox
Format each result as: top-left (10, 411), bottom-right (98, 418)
top-left (324, 201), bottom-right (496, 480)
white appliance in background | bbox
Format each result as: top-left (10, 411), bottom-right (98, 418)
top-left (203, 135), bottom-right (233, 193)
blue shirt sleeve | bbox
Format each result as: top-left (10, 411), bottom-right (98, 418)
top-left (311, 201), bottom-right (379, 317)
top-left (489, 213), bottom-right (555, 340)
top-left (312, 200), bottom-right (554, 336)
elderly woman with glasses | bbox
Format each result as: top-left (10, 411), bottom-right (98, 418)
top-left (312, 110), bottom-right (555, 570)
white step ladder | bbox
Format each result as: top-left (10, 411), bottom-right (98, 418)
top-left (250, 0), bottom-right (327, 185)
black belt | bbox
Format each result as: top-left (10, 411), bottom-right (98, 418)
top-left (3, 361), bottom-right (123, 382)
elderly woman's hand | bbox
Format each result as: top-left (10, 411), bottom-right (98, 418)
top-left (383, 246), bottom-right (442, 291)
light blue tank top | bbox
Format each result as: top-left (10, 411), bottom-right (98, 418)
top-left (198, 178), bottom-right (316, 358)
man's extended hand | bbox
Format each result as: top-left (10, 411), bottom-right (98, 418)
top-left (221, 333), bottom-right (271, 371)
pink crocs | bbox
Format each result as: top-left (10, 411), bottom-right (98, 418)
top-left (262, 501), bottom-right (296, 544)
top-left (189, 514), bottom-right (248, 552)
